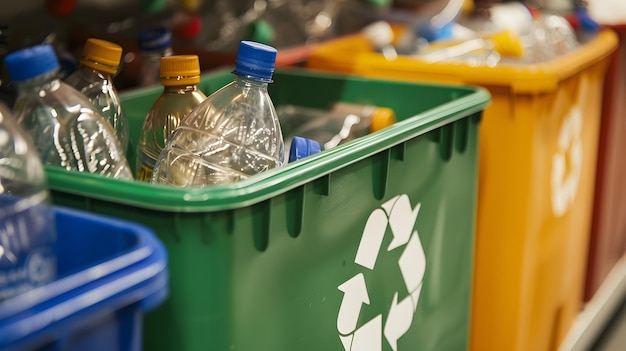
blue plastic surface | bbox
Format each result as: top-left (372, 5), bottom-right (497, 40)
top-left (5, 44), bottom-right (59, 82)
top-left (288, 136), bottom-right (321, 162)
top-left (234, 41), bottom-right (277, 81)
top-left (138, 27), bottom-right (172, 52)
top-left (0, 207), bottom-right (168, 351)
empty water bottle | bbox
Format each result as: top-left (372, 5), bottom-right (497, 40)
top-left (152, 41), bottom-right (284, 187)
top-left (136, 55), bottom-right (206, 182)
top-left (0, 103), bottom-right (56, 301)
top-left (138, 27), bottom-right (174, 87)
top-left (278, 102), bottom-right (396, 156)
top-left (65, 38), bottom-right (129, 152)
top-left (4, 44), bottom-right (133, 180)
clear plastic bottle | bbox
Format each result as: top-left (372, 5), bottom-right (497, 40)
top-left (65, 38), bottom-right (129, 152)
top-left (136, 55), bottom-right (206, 182)
top-left (278, 102), bottom-right (396, 156)
top-left (152, 41), bottom-right (284, 187)
top-left (413, 30), bottom-right (525, 65)
top-left (0, 103), bottom-right (56, 301)
top-left (138, 27), bottom-right (174, 88)
top-left (4, 44), bottom-right (133, 180)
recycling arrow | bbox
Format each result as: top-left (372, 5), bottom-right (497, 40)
top-left (388, 196), bottom-right (420, 251)
top-left (338, 273), bottom-right (370, 335)
top-left (398, 231), bottom-right (426, 294)
top-left (338, 194), bottom-right (426, 351)
top-left (355, 209), bottom-right (388, 270)
top-left (384, 293), bottom-right (415, 351)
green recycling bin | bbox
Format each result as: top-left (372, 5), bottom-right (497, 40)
top-left (45, 68), bottom-right (489, 351)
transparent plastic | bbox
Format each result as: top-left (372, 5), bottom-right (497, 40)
top-left (140, 47), bottom-right (173, 88)
top-left (12, 71), bottom-right (133, 179)
top-left (278, 102), bottom-right (395, 156)
top-left (136, 84), bottom-right (206, 182)
top-left (65, 65), bottom-right (129, 151)
top-left (511, 14), bottom-right (580, 63)
top-left (152, 74), bottom-right (284, 187)
top-left (0, 103), bottom-right (56, 301)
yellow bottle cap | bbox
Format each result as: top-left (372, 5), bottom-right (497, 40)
top-left (489, 30), bottom-right (525, 58)
top-left (81, 38), bottom-right (123, 74)
top-left (178, 0), bottom-right (201, 11)
top-left (160, 55), bottom-right (201, 86)
top-left (369, 107), bottom-right (396, 133)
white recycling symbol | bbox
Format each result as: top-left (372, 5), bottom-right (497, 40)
top-left (551, 105), bottom-right (583, 217)
top-left (337, 194), bottom-right (426, 351)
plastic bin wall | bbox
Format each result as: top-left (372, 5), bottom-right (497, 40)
top-left (45, 69), bottom-right (489, 351)
top-left (0, 207), bottom-right (168, 351)
top-left (585, 24), bottom-right (626, 302)
top-left (306, 30), bottom-right (617, 351)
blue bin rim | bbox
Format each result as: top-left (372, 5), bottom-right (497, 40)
top-left (0, 206), bottom-right (168, 347)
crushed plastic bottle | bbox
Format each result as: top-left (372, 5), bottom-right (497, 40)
top-left (4, 44), bottom-right (133, 180)
top-left (138, 27), bottom-right (174, 87)
top-left (277, 102), bottom-right (396, 156)
top-left (152, 41), bottom-right (284, 187)
top-left (65, 38), bottom-right (129, 152)
top-left (0, 103), bottom-right (56, 301)
top-left (136, 55), bottom-right (206, 182)
top-left (413, 29), bottom-right (525, 66)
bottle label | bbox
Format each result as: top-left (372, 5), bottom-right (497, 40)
top-left (137, 151), bottom-right (157, 182)
top-left (0, 194), bottom-right (56, 301)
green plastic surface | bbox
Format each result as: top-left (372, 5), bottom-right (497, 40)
top-left (46, 68), bottom-right (489, 351)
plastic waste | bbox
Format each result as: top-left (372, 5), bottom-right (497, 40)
top-left (5, 44), bottom-right (133, 180)
top-left (0, 103), bottom-right (56, 301)
top-left (151, 41), bottom-right (283, 187)
top-left (65, 38), bottom-right (129, 152)
top-left (136, 55), bottom-right (206, 182)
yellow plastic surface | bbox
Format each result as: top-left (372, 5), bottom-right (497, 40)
top-left (160, 55), bottom-right (201, 86)
top-left (307, 28), bottom-right (617, 351)
top-left (369, 107), bottom-right (395, 132)
top-left (81, 38), bottom-right (122, 74)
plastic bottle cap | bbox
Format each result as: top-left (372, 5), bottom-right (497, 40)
top-left (80, 38), bottom-right (122, 74)
top-left (46, 0), bottom-right (77, 18)
top-left (5, 44), bottom-right (59, 82)
top-left (234, 41), bottom-right (277, 82)
top-left (367, 0), bottom-right (390, 8)
top-left (141, 0), bottom-right (165, 13)
top-left (246, 19), bottom-right (276, 45)
top-left (369, 107), bottom-right (396, 133)
top-left (489, 30), bottom-right (525, 58)
top-left (160, 55), bottom-right (201, 86)
top-left (138, 27), bottom-right (172, 52)
top-left (289, 136), bottom-right (322, 163)
top-left (178, 0), bottom-right (201, 11)
top-left (173, 11), bottom-right (202, 41)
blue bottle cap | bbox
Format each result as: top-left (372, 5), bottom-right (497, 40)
top-left (5, 44), bottom-right (59, 82)
top-left (138, 27), bottom-right (172, 52)
top-left (234, 40), bottom-right (277, 82)
top-left (416, 21), bottom-right (454, 43)
top-left (289, 136), bottom-right (322, 163)
top-left (577, 9), bottom-right (600, 33)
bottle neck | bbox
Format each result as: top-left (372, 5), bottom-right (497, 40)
top-left (15, 70), bottom-right (61, 94)
top-left (142, 47), bottom-right (173, 60)
top-left (234, 75), bottom-right (270, 90)
top-left (78, 65), bottom-right (114, 81)
top-left (163, 84), bottom-right (199, 94)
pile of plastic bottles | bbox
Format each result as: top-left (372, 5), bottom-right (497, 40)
top-left (362, 0), bottom-right (599, 66)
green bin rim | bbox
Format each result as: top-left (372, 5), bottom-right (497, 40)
top-left (45, 68), bottom-right (490, 212)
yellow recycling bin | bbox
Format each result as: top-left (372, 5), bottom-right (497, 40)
top-left (307, 29), bottom-right (617, 351)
